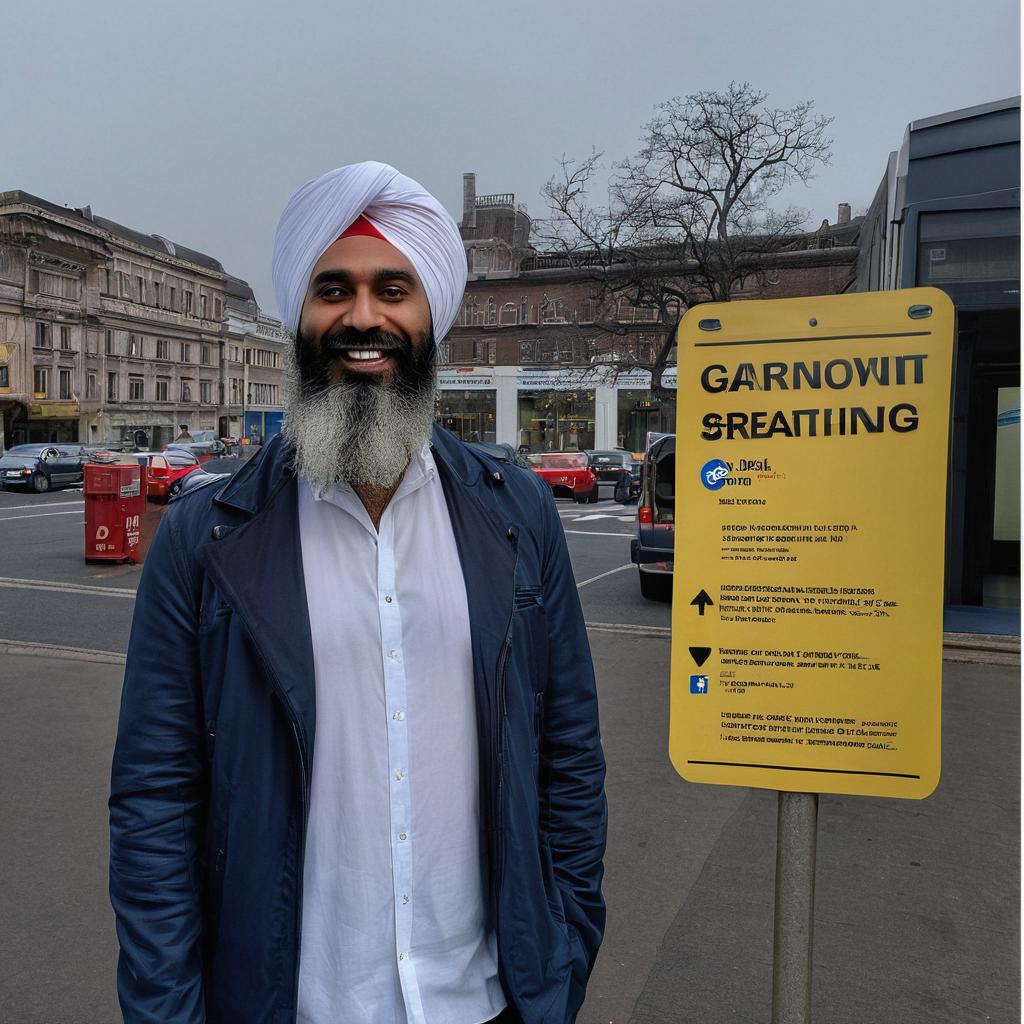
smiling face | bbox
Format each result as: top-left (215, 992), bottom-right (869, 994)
top-left (298, 233), bottom-right (432, 384)
top-left (283, 232), bottom-right (439, 490)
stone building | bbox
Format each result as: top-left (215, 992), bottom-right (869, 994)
top-left (442, 175), bottom-right (862, 452)
top-left (0, 191), bottom-right (284, 450)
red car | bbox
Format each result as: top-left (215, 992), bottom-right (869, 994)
top-left (527, 452), bottom-right (599, 504)
top-left (133, 450), bottom-right (202, 502)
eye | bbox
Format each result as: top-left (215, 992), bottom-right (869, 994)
top-left (319, 285), bottom-right (348, 299)
top-left (380, 286), bottom-right (406, 299)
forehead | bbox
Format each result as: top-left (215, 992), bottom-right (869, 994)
top-left (309, 234), bottom-right (420, 283)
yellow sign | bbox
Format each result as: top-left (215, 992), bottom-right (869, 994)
top-left (28, 401), bottom-right (79, 419)
top-left (670, 288), bottom-right (954, 799)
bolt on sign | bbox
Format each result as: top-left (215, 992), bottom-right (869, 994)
top-left (670, 288), bottom-right (954, 799)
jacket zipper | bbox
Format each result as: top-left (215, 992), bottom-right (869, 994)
top-left (493, 527), bottom-right (519, 947)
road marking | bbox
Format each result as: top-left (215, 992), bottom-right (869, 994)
top-left (569, 514), bottom-right (635, 523)
top-left (0, 576), bottom-right (136, 598)
top-left (0, 638), bottom-right (126, 664)
top-left (0, 499), bottom-right (85, 510)
top-left (585, 621), bottom-right (672, 639)
top-left (564, 530), bottom-right (633, 538)
top-left (576, 563), bottom-right (634, 589)
top-left (0, 509), bottom-right (89, 523)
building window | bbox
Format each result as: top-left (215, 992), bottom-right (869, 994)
top-left (129, 376), bottom-right (144, 401)
top-left (200, 294), bottom-right (208, 318)
top-left (185, 291), bottom-right (194, 315)
top-left (181, 342), bottom-right (191, 363)
top-left (200, 380), bottom-right (212, 404)
top-left (499, 302), bottom-right (518, 326)
top-left (86, 372), bottom-right (97, 399)
top-left (169, 286), bottom-right (177, 310)
top-left (107, 372), bottom-right (118, 402)
top-left (101, 269), bottom-right (110, 294)
top-left (58, 368), bottom-right (73, 400)
top-left (230, 378), bottom-right (241, 405)
top-left (59, 325), bottom-right (71, 350)
top-left (156, 338), bottom-right (170, 360)
top-left (105, 330), bottom-right (114, 355)
top-left (137, 276), bottom-right (146, 303)
top-left (248, 382), bottom-right (279, 405)
top-left (33, 366), bottom-right (49, 397)
top-left (127, 334), bottom-right (141, 357)
top-left (154, 282), bottom-right (162, 307)
top-left (181, 379), bottom-right (193, 402)
top-left (36, 270), bottom-right (80, 300)
top-left (213, 297), bottom-right (222, 319)
top-left (0, 365), bottom-right (9, 388)
top-left (201, 344), bottom-right (211, 365)
top-left (156, 378), bottom-right (169, 402)
top-left (520, 295), bottom-right (529, 323)
top-left (35, 322), bottom-right (50, 348)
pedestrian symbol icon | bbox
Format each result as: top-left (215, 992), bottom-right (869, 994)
top-left (690, 675), bottom-right (710, 694)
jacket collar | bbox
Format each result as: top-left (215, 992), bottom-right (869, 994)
top-left (212, 424), bottom-right (485, 519)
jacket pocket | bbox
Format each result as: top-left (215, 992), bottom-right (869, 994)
top-left (540, 837), bottom-right (565, 923)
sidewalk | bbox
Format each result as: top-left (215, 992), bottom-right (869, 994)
top-left (0, 639), bottom-right (1018, 1023)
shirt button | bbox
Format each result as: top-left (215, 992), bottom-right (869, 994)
top-left (393, 711), bottom-right (405, 721)
top-left (402, 894), bottom-right (410, 905)
top-left (388, 650), bottom-right (398, 660)
top-left (385, 595), bottom-right (393, 603)
top-left (398, 952), bottom-right (406, 961)
top-left (394, 769), bottom-right (405, 781)
top-left (398, 832), bottom-right (408, 841)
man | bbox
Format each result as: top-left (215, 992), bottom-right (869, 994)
top-left (110, 161), bottom-right (607, 1024)
top-left (174, 423), bottom-right (194, 443)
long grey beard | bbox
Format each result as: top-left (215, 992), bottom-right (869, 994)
top-left (282, 346), bottom-right (436, 489)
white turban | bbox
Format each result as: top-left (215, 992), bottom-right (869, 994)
top-left (271, 161), bottom-right (467, 341)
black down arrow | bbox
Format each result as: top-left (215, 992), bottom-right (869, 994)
top-left (690, 590), bottom-right (714, 615)
top-left (689, 646), bottom-right (712, 667)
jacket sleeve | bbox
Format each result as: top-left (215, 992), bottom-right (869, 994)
top-left (109, 508), bottom-right (207, 1023)
top-left (537, 484), bottom-right (608, 984)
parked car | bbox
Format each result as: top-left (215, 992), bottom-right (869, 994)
top-left (0, 443), bottom-right (86, 492)
top-left (584, 450), bottom-right (634, 503)
top-left (465, 440), bottom-right (534, 470)
top-left (165, 438), bottom-right (228, 461)
top-left (130, 449), bottom-right (202, 502)
top-left (627, 456), bottom-right (644, 501)
top-left (527, 452), bottom-right (599, 503)
top-left (630, 434), bottom-right (675, 600)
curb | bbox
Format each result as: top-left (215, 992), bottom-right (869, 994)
top-left (0, 639), bottom-right (126, 665)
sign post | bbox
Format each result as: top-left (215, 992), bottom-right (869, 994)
top-left (669, 288), bottom-right (955, 1015)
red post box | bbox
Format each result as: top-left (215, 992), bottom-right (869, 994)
top-left (84, 460), bottom-right (147, 563)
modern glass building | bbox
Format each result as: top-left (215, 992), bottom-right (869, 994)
top-left (856, 96), bottom-right (1020, 615)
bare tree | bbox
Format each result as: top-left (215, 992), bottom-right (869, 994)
top-left (537, 82), bottom-right (833, 392)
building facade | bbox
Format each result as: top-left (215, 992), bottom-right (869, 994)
top-left (441, 174), bottom-right (861, 452)
top-left (855, 96), bottom-right (1020, 608)
top-left (0, 192), bottom-right (285, 451)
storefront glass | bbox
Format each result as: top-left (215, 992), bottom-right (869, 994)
top-left (616, 390), bottom-right (677, 452)
top-left (435, 390), bottom-right (496, 443)
top-left (517, 390), bottom-right (595, 452)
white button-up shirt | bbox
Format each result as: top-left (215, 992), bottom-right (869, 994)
top-left (296, 446), bottom-right (505, 1024)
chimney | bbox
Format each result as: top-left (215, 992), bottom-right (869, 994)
top-left (462, 173), bottom-right (477, 230)
top-left (837, 202), bottom-right (851, 225)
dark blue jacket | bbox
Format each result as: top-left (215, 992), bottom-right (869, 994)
top-left (109, 427), bottom-right (607, 1023)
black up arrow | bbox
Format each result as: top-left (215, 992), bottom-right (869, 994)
top-left (690, 590), bottom-right (714, 615)
top-left (689, 646), bottom-right (712, 667)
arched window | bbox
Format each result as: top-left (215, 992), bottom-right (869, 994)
top-left (499, 302), bottom-right (518, 326)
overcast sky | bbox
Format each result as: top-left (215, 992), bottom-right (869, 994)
top-left (3, 0), bottom-right (1019, 315)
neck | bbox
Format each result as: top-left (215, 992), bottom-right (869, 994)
top-left (351, 469), bottom-right (407, 530)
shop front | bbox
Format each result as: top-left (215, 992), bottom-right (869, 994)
top-left (614, 367), bottom-right (678, 451)
top-left (436, 367), bottom-right (497, 442)
top-left (516, 369), bottom-right (601, 452)
top-left (25, 401), bottom-right (80, 444)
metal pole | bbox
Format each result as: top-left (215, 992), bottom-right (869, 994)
top-left (771, 791), bottom-right (819, 1024)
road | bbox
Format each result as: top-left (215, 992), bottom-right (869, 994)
top-left (0, 480), bottom-right (1018, 1023)
top-left (0, 481), bottom-right (669, 655)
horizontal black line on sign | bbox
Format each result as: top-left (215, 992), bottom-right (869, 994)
top-left (687, 760), bottom-right (921, 779)
top-left (693, 330), bottom-right (932, 348)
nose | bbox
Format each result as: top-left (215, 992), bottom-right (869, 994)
top-left (343, 286), bottom-right (387, 332)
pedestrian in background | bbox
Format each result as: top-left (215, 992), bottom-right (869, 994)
top-left (173, 423), bottom-right (193, 443)
top-left (109, 161), bottom-right (607, 1024)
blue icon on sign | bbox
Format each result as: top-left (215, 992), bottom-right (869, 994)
top-left (690, 675), bottom-right (710, 694)
top-left (700, 459), bottom-right (730, 491)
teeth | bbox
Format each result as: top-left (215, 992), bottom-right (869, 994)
top-left (345, 349), bottom-right (384, 361)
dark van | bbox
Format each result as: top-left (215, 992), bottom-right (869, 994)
top-left (630, 434), bottom-right (675, 600)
